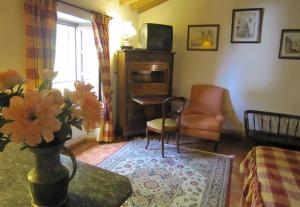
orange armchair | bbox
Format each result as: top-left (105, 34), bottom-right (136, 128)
top-left (180, 85), bottom-right (225, 152)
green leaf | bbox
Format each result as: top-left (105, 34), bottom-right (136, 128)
top-left (0, 138), bottom-right (10, 152)
top-left (19, 145), bottom-right (28, 151)
top-left (66, 125), bottom-right (72, 138)
top-left (39, 80), bottom-right (50, 91)
top-left (0, 92), bottom-right (11, 108)
top-left (16, 83), bottom-right (24, 95)
top-left (54, 123), bottom-right (73, 142)
top-left (69, 118), bottom-right (83, 130)
top-left (72, 122), bottom-right (82, 130)
top-left (0, 117), bottom-right (7, 127)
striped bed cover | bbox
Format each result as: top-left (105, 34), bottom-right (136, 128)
top-left (240, 146), bottom-right (300, 207)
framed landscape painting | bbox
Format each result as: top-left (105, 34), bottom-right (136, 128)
top-left (187, 25), bottom-right (220, 51)
top-left (279, 29), bottom-right (300, 59)
top-left (231, 8), bottom-right (263, 43)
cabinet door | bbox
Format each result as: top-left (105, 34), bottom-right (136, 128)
top-left (126, 100), bottom-right (146, 129)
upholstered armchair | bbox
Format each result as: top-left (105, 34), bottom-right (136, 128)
top-left (180, 85), bottom-right (225, 152)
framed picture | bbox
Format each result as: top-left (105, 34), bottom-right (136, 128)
top-left (231, 8), bottom-right (263, 43)
top-left (279, 29), bottom-right (300, 59)
top-left (187, 24), bottom-right (220, 51)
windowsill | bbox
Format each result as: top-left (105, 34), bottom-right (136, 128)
top-left (65, 135), bottom-right (86, 148)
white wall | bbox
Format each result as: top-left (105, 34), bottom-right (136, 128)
top-left (0, 1), bottom-right (25, 75)
top-left (139, 0), bottom-right (300, 134)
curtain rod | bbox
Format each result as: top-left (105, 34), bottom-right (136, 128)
top-left (57, 0), bottom-right (112, 19)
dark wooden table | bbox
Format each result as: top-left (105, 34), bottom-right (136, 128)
top-left (132, 96), bottom-right (170, 106)
top-left (132, 96), bottom-right (172, 123)
top-left (0, 144), bottom-right (132, 207)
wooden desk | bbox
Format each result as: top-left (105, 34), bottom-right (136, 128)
top-left (0, 144), bottom-right (132, 207)
top-left (132, 96), bottom-right (170, 106)
top-left (132, 96), bottom-right (172, 123)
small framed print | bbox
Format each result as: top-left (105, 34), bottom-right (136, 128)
top-left (279, 29), bottom-right (300, 59)
top-left (231, 8), bottom-right (263, 43)
top-left (187, 24), bottom-right (220, 51)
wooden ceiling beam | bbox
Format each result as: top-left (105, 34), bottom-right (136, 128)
top-left (119, 0), bottom-right (140, 5)
top-left (120, 0), bottom-right (169, 13)
top-left (131, 0), bottom-right (168, 13)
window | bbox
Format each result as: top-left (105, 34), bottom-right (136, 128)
top-left (54, 23), bottom-right (76, 91)
top-left (53, 14), bottom-right (99, 97)
top-left (54, 12), bottom-right (100, 139)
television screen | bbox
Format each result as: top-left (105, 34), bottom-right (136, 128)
top-left (140, 23), bottom-right (173, 51)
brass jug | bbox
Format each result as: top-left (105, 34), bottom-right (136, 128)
top-left (27, 143), bottom-right (77, 207)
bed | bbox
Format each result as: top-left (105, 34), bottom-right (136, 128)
top-left (240, 146), bottom-right (300, 207)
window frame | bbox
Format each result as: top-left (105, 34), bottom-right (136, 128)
top-left (54, 18), bottom-right (100, 99)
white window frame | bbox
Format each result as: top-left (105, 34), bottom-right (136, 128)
top-left (54, 18), bottom-right (100, 98)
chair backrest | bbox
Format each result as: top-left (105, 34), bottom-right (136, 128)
top-left (188, 85), bottom-right (225, 115)
top-left (161, 97), bottom-right (186, 129)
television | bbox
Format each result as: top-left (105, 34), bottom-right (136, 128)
top-left (140, 23), bottom-right (173, 51)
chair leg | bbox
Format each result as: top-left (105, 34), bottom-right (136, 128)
top-left (166, 133), bottom-right (169, 144)
top-left (214, 141), bottom-right (218, 152)
top-left (161, 132), bottom-right (165, 158)
top-left (145, 128), bottom-right (150, 149)
top-left (176, 132), bottom-right (180, 153)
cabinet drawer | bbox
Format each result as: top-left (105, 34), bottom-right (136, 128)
top-left (128, 62), bottom-right (169, 71)
top-left (126, 53), bottom-right (173, 62)
top-left (130, 83), bottom-right (168, 96)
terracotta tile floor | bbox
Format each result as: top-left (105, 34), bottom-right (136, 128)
top-left (70, 134), bottom-right (253, 207)
top-left (71, 140), bottom-right (127, 165)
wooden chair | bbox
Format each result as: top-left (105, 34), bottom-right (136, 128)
top-left (145, 97), bottom-right (186, 158)
top-left (180, 85), bottom-right (225, 152)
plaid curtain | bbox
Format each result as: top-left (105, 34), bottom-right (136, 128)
top-left (91, 13), bottom-right (114, 142)
top-left (24, 0), bottom-right (57, 89)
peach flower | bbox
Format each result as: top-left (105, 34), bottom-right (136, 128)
top-left (80, 92), bottom-right (102, 132)
top-left (0, 69), bottom-right (25, 91)
top-left (70, 107), bottom-right (82, 119)
top-left (64, 89), bottom-right (77, 103)
top-left (74, 81), bottom-right (94, 96)
top-left (73, 81), bottom-right (102, 132)
top-left (41, 89), bottom-right (64, 107)
top-left (0, 90), bottom-right (62, 146)
top-left (39, 69), bottom-right (58, 81)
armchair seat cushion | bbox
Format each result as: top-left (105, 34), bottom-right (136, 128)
top-left (147, 118), bottom-right (177, 131)
top-left (181, 114), bottom-right (222, 132)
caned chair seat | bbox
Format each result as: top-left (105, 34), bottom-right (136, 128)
top-left (147, 118), bottom-right (177, 131)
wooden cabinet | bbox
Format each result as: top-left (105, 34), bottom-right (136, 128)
top-left (116, 50), bottom-right (174, 138)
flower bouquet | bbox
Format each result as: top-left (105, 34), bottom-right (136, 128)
top-left (0, 69), bottom-right (102, 206)
top-left (0, 69), bottom-right (102, 150)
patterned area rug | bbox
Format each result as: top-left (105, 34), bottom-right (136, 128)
top-left (98, 139), bottom-right (232, 207)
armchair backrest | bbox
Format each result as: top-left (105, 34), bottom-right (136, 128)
top-left (188, 85), bottom-right (225, 115)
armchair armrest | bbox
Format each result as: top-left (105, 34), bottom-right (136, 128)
top-left (182, 108), bottom-right (199, 116)
top-left (215, 114), bottom-right (225, 122)
top-left (182, 108), bottom-right (225, 123)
